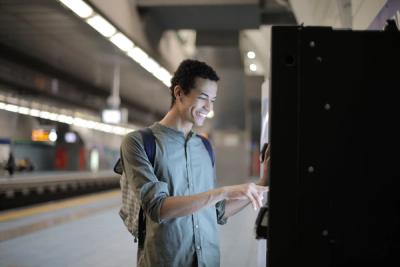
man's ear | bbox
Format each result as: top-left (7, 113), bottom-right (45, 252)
top-left (174, 86), bottom-right (182, 101)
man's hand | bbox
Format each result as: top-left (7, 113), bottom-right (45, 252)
top-left (257, 143), bottom-right (270, 186)
top-left (223, 183), bottom-right (268, 210)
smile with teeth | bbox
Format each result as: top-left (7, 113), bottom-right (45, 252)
top-left (197, 111), bottom-right (208, 118)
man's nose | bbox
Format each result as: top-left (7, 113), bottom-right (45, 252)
top-left (204, 100), bottom-right (212, 111)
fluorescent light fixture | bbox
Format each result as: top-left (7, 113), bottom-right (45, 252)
top-left (247, 51), bottom-right (256, 59)
top-left (207, 110), bottom-right (214, 119)
top-left (93, 122), bottom-right (103, 131)
top-left (49, 112), bottom-right (59, 121)
top-left (55, 0), bottom-right (173, 89)
top-left (86, 120), bottom-right (97, 129)
top-left (100, 123), bottom-right (113, 133)
top-left (102, 109), bottom-right (121, 124)
top-left (57, 114), bottom-right (74, 124)
top-left (127, 47), bottom-right (149, 64)
top-left (5, 104), bottom-right (18, 113)
top-left (153, 67), bottom-right (172, 87)
top-left (30, 109), bottom-right (40, 117)
top-left (112, 126), bottom-right (125, 135)
top-left (127, 47), bottom-right (173, 86)
top-left (59, 0), bottom-right (93, 18)
top-left (249, 63), bottom-right (257, 72)
top-left (73, 117), bottom-right (88, 127)
top-left (0, 96), bottom-right (136, 136)
top-left (86, 15), bottom-right (116, 37)
top-left (110, 33), bottom-right (134, 51)
top-left (18, 106), bottom-right (30, 115)
top-left (140, 57), bottom-right (160, 74)
top-left (39, 111), bottom-right (51, 119)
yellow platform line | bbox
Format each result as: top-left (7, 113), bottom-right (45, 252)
top-left (0, 202), bottom-right (120, 242)
top-left (0, 189), bottom-right (121, 222)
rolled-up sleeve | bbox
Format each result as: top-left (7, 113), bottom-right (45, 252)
top-left (120, 132), bottom-right (170, 223)
top-left (216, 200), bottom-right (227, 225)
top-left (212, 162), bottom-right (228, 225)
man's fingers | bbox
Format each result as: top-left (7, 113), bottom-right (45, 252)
top-left (250, 187), bottom-right (264, 209)
top-left (255, 185), bottom-right (269, 192)
top-left (256, 192), bottom-right (263, 208)
top-left (246, 192), bottom-right (258, 210)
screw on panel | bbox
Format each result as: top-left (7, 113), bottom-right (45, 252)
top-left (324, 103), bottom-right (331, 110)
top-left (37, 187), bottom-right (44, 194)
top-left (22, 188), bottom-right (30, 196)
top-left (309, 41), bottom-right (316, 47)
top-left (5, 190), bottom-right (15, 198)
top-left (307, 166), bottom-right (314, 173)
top-left (322, 230), bottom-right (329, 236)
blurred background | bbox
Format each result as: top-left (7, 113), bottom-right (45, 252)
top-left (0, 0), bottom-right (398, 266)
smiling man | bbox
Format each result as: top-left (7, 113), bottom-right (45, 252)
top-left (120, 59), bottom-right (269, 267)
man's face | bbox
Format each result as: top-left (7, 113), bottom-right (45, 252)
top-left (179, 78), bottom-right (218, 126)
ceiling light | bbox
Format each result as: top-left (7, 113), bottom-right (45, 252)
top-left (5, 104), bottom-right (19, 113)
top-left (110, 33), bottom-right (134, 51)
top-left (59, 0), bottom-right (93, 18)
top-left (55, 1), bottom-right (172, 89)
top-left (18, 106), bottom-right (30, 115)
top-left (127, 47), bottom-right (149, 64)
top-left (30, 109), bottom-right (40, 117)
top-left (48, 112), bottom-right (59, 121)
top-left (86, 15), bottom-right (116, 37)
top-left (247, 51), bottom-right (256, 59)
top-left (57, 114), bottom-right (74, 124)
top-left (102, 109), bottom-right (122, 124)
top-left (153, 67), bottom-right (172, 87)
top-left (39, 111), bottom-right (51, 119)
top-left (0, 97), bottom-right (136, 136)
top-left (249, 63), bottom-right (257, 72)
top-left (140, 57), bottom-right (160, 74)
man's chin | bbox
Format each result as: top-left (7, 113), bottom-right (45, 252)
top-left (194, 118), bottom-right (205, 126)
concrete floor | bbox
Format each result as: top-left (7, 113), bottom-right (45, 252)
top-left (0, 186), bottom-right (267, 267)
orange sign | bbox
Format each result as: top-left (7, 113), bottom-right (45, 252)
top-left (31, 129), bottom-right (50, 142)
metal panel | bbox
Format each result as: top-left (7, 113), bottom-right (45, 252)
top-left (268, 26), bottom-right (400, 267)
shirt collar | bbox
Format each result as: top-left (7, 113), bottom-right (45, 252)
top-left (152, 122), bottom-right (196, 143)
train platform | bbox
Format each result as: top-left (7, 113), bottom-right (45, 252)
top-left (0, 184), bottom-right (266, 267)
top-left (0, 171), bottom-right (120, 211)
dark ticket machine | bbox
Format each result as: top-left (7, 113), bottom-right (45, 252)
top-left (266, 24), bottom-right (400, 267)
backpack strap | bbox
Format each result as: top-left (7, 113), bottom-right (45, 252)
top-left (198, 135), bottom-right (215, 167)
top-left (139, 128), bottom-right (156, 166)
top-left (137, 128), bottom-right (155, 249)
top-left (113, 128), bottom-right (156, 175)
top-left (113, 158), bottom-right (123, 175)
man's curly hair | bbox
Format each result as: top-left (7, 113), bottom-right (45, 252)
top-left (169, 59), bottom-right (219, 107)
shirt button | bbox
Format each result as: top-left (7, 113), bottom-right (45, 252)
top-left (195, 225), bottom-right (199, 228)
top-left (196, 246), bottom-right (201, 250)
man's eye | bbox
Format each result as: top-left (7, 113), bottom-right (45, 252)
top-left (198, 97), bottom-right (207, 100)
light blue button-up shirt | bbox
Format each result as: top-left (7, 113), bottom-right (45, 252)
top-left (120, 122), bottom-right (227, 267)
